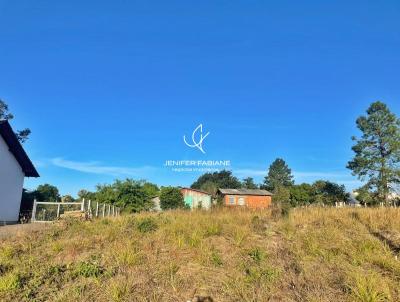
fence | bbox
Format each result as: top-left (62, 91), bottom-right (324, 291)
top-left (31, 199), bottom-right (120, 222)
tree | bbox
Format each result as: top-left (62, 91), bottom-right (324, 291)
top-left (200, 181), bottom-right (218, 197)
top-left (354, 184), bottom-right (376, 206)
top-left (95, 179), bottom-right (154, 212)
top-left (77, 189), bottom-right (96, 201)
top-left (142, 182), bottom-right (159, 197)
top-left (61, 195), bottom-right (75, 203)
top-left (191, 170), bottom-right (242, 191)
top-left (311, 180), bottom-right (349, 205)
top-left (159, 187), bottom-right (185, 210)
top-left (271, 186), bottom-right (291, 217)
top-left (289, 183), bottom-right (313, 206)
top-left (0, 99), bottom-right (31, 143)
top-left (347, 101), bottom-right (400, 204)
top-left (35, 184), bottom-right (60, 202)
top-left (113, 179), bottom-right (153, 212)
top-left (242, 177), bottom-right (258, 189)
top-left (263, 158), bottom-right (294, 191)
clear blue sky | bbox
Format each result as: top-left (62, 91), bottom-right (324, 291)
top-left (1, 1), bottom-right (399, 196)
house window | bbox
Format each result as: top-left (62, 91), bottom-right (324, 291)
top-left (228, 196), bottom-right (235, 205)
top-left (238, 197), bottom-right (245, 206)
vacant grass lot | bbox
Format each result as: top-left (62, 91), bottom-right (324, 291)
top-left (1, 207), bottom-right (400, 302)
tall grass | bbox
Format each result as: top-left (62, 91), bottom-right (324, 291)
top-left (0, 207), bottom-right (399, 301)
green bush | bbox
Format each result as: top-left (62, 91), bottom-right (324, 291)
top-left (248, 247), bottom-right (265, 263)
top-left (159, 187), bottom-right (185, 210)
top-left (137, 217), bottom-right (158, 233)
top-left (73, 261), bottom-right (105, 278)
top-left (0, 272), bottom-right (22, 292)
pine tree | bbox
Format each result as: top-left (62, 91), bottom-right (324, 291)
top-left (347, 101), bottom-right (400, 204)
top-left (263, 158), bottom-right (294, 191)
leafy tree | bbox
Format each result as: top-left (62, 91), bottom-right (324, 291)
top-left (271, 186), bottom-right (291, 218)
top-left (200, 181), bottom-right (218, 197)
top-left (77, 189), bottom-right (96, 201)
top-left (272, 186), bottom-right (291, 204)
top-left (347, 101), bottom-right (400, 204)
top-left (354, 184), bottom-right (376, 206)
top-left (35, 184), bottom-right (60, 202)
top-left (113, 179), bottom-right (153, 212)
top-left (242, 177), bottom-right (258, 189)
top-left (61, 195), bottom-right (75, 203)
top-left (191, 170), bottom-right (242, 191)
top-left (0, 99), bottom-right (31, 143)
top-left (95, 179), bottom-right (154, 212)
top-left (95, 184), bottom-right (118, 204)
top-left (159, 187), bottom-right (185, 210)
top-left (311, 180), bottom-right (349, 205)
top-left (289, 183), bottom-right (313, 206)
top-left (263, 158), bottom-right (294, 191)
top-left (142, 182), bottom-right (159, 197)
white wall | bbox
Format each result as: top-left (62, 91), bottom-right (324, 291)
top-left (0, 135), bottom-right (25, 223)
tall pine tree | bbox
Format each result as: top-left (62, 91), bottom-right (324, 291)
top-left (347, 101), bottom-right (400, 204)
top-left (263, 158), bottom-right (294, 192)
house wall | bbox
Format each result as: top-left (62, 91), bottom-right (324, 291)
top-left (181, 189), bottom-right (212, 209)
top-left (224, 194), bottom-right (272, 209)
top-left (0, 135), bottom-right (25, 223)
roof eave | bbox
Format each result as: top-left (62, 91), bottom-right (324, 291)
top-left (0, 120), bottom-right (40, 178)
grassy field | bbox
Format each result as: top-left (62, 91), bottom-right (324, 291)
top-left (1, 207), bottom-right (400, 302)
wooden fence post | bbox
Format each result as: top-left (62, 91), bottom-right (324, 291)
top-left (102, 204), bottom-right (105, 217)
top-left (81, 198), bottom-right (85, 212)
top-left (95, 202), bottom-right (99, 217)
top-left (108, 204), bottom-right (111, 216)
top-left (31, 199), bottom-right (37, 222)
top-left (57, 203), bottom-right (61, 218)
top-left (88, 200), bottom-right (92, 218)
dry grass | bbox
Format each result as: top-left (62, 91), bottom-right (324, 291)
top-left (0, 207), bottom-right (400, 301)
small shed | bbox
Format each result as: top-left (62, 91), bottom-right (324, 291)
top-left (0, 120), bottom-right (39, 223)
top-left (218, 188), bottom-right (272, 209)
top-left (181, 188), bottom-right (212, 210)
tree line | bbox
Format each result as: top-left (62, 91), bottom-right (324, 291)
top-left (190, 163), bottom-right (349, 207)
top-left (19, 100), bottom-right (400, 212)
top-left (23, 181), bottom-right (186, 212)
top-left (192, 101), bottom-right (400, 207)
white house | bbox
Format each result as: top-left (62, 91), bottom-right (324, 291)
top-left (0, 120), bottom-right (39, 224)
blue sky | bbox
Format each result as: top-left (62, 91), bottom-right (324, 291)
top-left (1, 0), bottom-right (399, 196)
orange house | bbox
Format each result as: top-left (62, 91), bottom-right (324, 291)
top-left (218, 189), bottom-right (273, 209)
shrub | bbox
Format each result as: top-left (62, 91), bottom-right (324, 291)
top-left (248, 247), bottom-right (265, 263)
top-left (73, 261), bottom-right (105, 278)
top-left (159, 187), bottom-right (185, 210)
top-left (251, 215), bottom-right (267, 233)
top-left (0, 272), bottom-right (22, 292)
top-left (351, 275), bottom-right (390, 302)
top-left (271, 186), bottom-right (291, 218)
top-left (137, 217), bottom-right (158, 233)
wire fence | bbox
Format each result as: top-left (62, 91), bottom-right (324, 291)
top-left (31, 199), bottom-right (120, 222)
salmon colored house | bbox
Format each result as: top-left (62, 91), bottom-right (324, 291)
top-left (218, 189), bottom-right (272, 209)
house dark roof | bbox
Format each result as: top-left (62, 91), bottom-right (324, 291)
top-left (218, 188), bottom-right (272, 196)
top-left (0, 120), bottom-right (39, 177)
